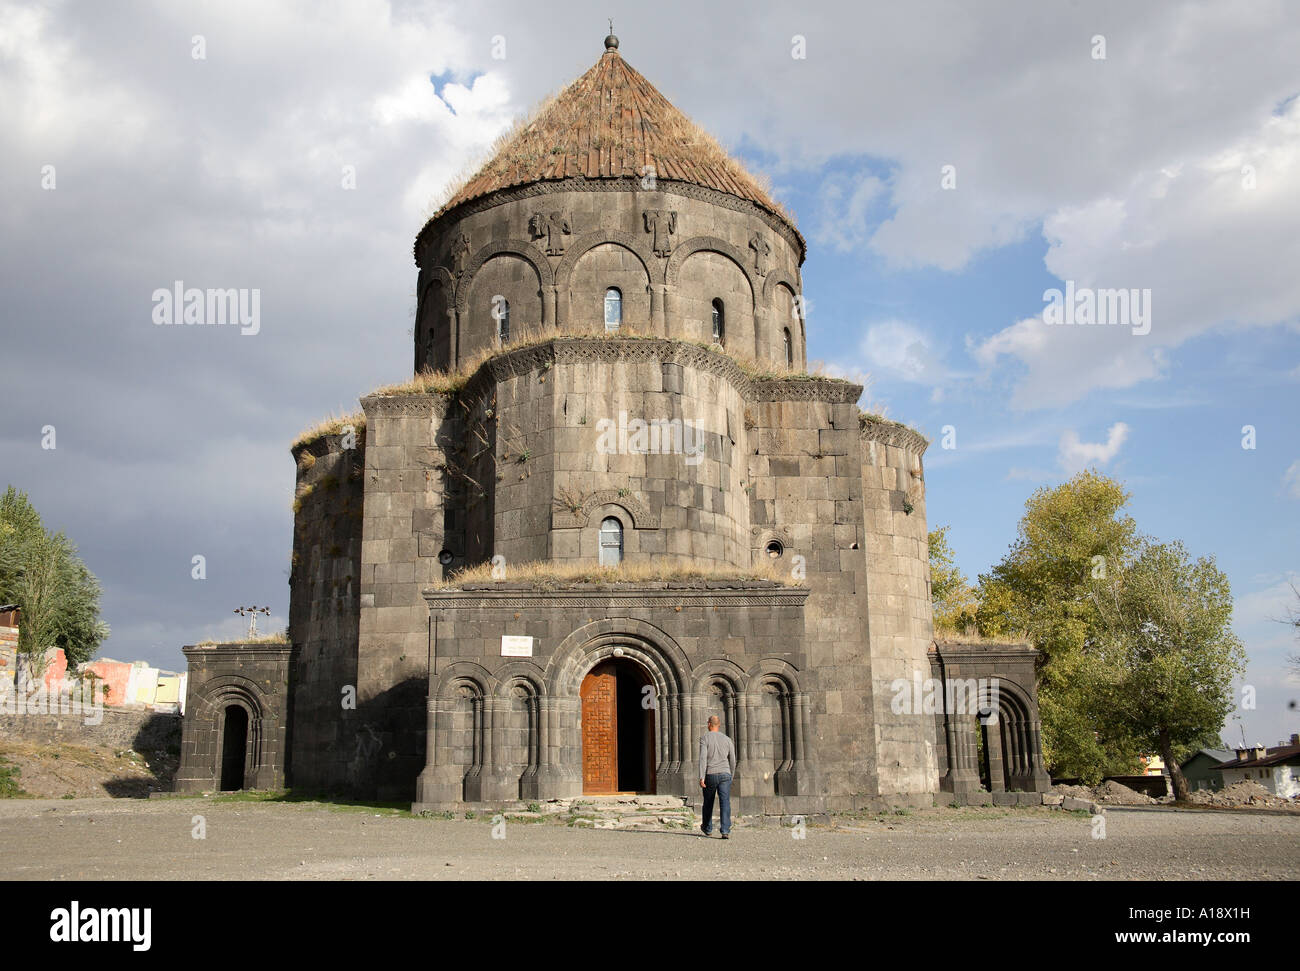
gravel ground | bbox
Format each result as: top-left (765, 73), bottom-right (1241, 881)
top-left (2, 797), bottom-right (1297, 880)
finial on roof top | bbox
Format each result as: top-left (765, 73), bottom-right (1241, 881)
top-left (604, 20), bottom-right (619, 51)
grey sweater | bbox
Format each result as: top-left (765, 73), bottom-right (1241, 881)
top-left (699, 730), bottom-right (737, 781)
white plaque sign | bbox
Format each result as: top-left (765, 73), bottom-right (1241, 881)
top-left (500, 635), bottom-right (534, 657)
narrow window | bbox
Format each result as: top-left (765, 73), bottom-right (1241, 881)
top-left (711, 299), bottom-right (724, 344)
top-left (495, 297), bottom-right (510, 343)
top-left (783, 327), bottom-right (792, 366)
top-left (604, 287), bottom-right (622, 332)
top-left (599, 517), bottom-right (623, 566)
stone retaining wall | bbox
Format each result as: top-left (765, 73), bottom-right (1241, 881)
top-left (0, 706), bottom-right (181, 752)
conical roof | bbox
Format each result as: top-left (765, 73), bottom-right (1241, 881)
top-left (430, 41), bottom-right (793, 226)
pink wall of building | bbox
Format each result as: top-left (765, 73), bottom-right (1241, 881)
top-left (81, 658), bottom-right (133, 707)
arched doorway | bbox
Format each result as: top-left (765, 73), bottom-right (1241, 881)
top-left (220, 705), bottom-right (248, 791)
top-left (580, 657), bottom-right (655, 794)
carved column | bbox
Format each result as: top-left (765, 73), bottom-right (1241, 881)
top-left (543, 284), bottom-right (557, 328)
top-left (780, 692), bottom-right (795, 771)
top-left (792, 693), bottom-right (806, 764)
top-left (663, 286), bottom-right (679, 337)
top-left (482, 695), bottom-right (515, 801)
top-left (1030, 721), bottom-right (1051, 791)
top-left (742, 692), bottom-right (756, 762)
top-left (555, 284), bottom-right (570, 330)
top-left (415, 685), bottom-right (470, 810)
top-left (650, 284), bottom-right (667, 335)
top-left (985, 719), bottom-right (1005, 792)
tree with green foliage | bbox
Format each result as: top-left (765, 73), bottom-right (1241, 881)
top-left (1087, 539), bottom-right (1246, 801)
top-left (0, 487), bottom-right (108, 668)
top-left (928, 526), bottom-right (978, 634)
top-left (975, 471), bottom-right (1144, 781)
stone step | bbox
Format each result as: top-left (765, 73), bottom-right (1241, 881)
top-left (496, 794), bottom-right (701, 830)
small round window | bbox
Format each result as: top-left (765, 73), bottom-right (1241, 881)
top-left (765, 540), bottom-right (784, 559)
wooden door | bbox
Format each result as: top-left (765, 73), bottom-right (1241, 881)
top-left (581, 663), bottom-right (618, 793)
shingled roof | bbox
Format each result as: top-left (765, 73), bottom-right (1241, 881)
top-left (427, 40), bottom-right (794, 227)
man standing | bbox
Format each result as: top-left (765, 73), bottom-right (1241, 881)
top-left (699, 715), bottom-right (736, 838)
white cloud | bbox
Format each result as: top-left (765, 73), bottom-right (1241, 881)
top-left (2, 0), bottom-right (1299, 668)
top-left (858, 320), bottom-right (946, 385)
top-left (1284, 460), bottom-right (1300, 498)
top-left (1057, 422), bottom-right (1130, 474)
top-left (814, 170), bottom-right (887, 252)
top-left (1234, 573), bottom-right (1300, 629)
top-left (971, 95), bottom-right (1300, 406)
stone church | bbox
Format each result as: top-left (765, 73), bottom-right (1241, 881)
top-left (175, 33), bottom-right (1050, 812)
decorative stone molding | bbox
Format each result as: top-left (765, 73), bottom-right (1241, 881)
top-left (453, 239), bottom-right (556, 316)
top-left (183, 643), bottom-right (297, 663)
top-left (691, 658), bottom-right (750, 693)
top-left (745, 656), bottom-right (804, 691)
top-left (292, 427), bottom-right (367, 461)
top-left (761, 268), bottom-right (800, 306)
top-left (415, 178), bottom-right (806, 267)
top-left (858, 417), bottom-right (930, 455)
top-left (552, 490), bottom-right (658, 529)
top-left (663, 235), bottom-right (758, 299)
top-left (425, 584), bottom-right (809, 613)
top-left (750, 376), bottom-right (861, 403)
top-left (360, 393), bottom-right (450, 420)
top-left (553, 231), bottom-right (659, 288)
top-left (419, 265), bottom-right (455, 306)
top-left (544, 618), bottom-right (695, 696)
top-left (453, 336), bottom-right (868, 411)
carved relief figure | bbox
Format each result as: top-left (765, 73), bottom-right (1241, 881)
top-left (748, 232), bottom-right (771, 277)
top-left (449, 233), bottom-right (471, 278)
top-left (643, 209), bottom-right (677, 257)
top-left (529, 211), bottom-right (573, 256)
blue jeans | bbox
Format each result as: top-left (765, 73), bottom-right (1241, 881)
top-left (702, 772), bottom-right (732, 834)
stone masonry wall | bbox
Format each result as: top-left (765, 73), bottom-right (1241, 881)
top-left (415, 183), bottom-right (804, 373)
top-left (353, 395), bottom-right (454, 798)
top-left (287, 432), bottom-right (365, 792)
top-left (859, 421), bottom-right (938, 797)
top-left (749, 390), bottom-right (891, 809)
top-left (285, 337), bottom-right (938, 806)
top-left (0, 707), bottom-right (181, 752)
top-left (415, 582), bottom-right (812, 813)
top-left (175, 642), bottom-right (295, 792)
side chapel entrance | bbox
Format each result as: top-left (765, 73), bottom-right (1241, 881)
top-left (580, 657), bottom-right (656, 794)
top-left (220, 704), bottom-right (248, 791)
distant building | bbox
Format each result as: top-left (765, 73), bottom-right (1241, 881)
top-left (71, 657), bottom-right (186, 714)
top-left (0, 606), bottom-right (183, 714)
top-left (1137, 753), bottom-right (1167, 777)
top-left (0, 604), bottom-right (17, 692)
top-left (1180, 748), bottom-right (1233, 792)
top-left (1214, 737), bottom-right (1300, 798)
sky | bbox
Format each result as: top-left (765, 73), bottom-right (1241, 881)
top-left (1, 0), bottom-right (1296, 748)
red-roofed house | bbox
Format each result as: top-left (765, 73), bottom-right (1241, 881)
top-left (1214, 736), bottom-right (1300, 798)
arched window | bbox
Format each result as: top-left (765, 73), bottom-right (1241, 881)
top-left (604, 288), bottom-right (622, 332)
top-left (783, 327), bottom-right (792, 367)
top-left (598, 517), bottom-right (623, 567)
top-left (495, 297), bottom-right (510, 343)
top-left (711, 299), bottom-right (724, 344)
